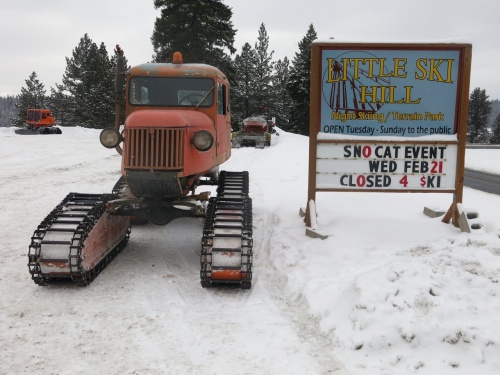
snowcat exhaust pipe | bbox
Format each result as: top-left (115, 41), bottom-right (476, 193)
top-left (112, 45), bottom-right (126, 155)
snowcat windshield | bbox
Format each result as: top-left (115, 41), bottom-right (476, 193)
top-left (129, 77), bottom-right (215, 108)
top-left (27, 110), bottom-right (41, 122)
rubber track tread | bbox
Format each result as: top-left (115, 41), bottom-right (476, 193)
top-left (200, 171), bottom-right (253, 289)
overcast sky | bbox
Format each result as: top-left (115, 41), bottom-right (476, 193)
top-left (1, 0), bottom-right (499, 99)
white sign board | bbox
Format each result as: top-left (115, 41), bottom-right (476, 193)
top-left (316, 143), bottom-right (457, 191)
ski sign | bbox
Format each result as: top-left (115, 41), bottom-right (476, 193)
top-left (306, 41), bottom-right (472, 227)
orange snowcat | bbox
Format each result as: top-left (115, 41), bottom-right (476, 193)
top-left (28, 47), bottom-right (253, 288)
top-left (17, 108), bottom-right (62, 134)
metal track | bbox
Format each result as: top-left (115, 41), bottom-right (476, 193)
top-left (28, 193), bottom-right (131, 286)
top-left (200, 171), bottom-right (253, 289)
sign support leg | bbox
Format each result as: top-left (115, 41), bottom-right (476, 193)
top-left (442, 202), bottom-right (459, 227)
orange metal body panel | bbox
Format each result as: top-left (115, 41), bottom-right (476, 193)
top-left (211, 269), bottom-right (244, 281)
top-left (128, 63), bottom-right (226, 85)
top-left (215, 110), bottom-right (232, 164)
top-left (122, 110), bottom-right (216, 176)
top-left (122, 61), bottom-right (232, 184)
top-left (126, 108), bottom-right (213, 129)
top-left (80, 213), bottom-right (130, 271)
top-left (26, 109), bottom-right (56, 128)
top-left (38, 214), bottom-right (129, 276)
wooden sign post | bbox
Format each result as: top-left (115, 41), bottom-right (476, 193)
top-left (306, 41), bottom-right (472, 230)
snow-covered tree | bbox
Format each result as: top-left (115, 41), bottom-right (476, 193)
top-left (151, 0), bottom-right (236, 79)
top-left (487, 99), bottom-right (500, 129)
top-left (62, 34), bottom-right (116, 128)
top-left (490, 113), bottom-right (500, 144)
top-left (49, 84), bottom-right (71, 127)
top-left (231, 24), bottom-right (281, 128)
top-left (271, 57), bottom-right (292, 129)
top-left (287, 24), bottom-right (317, 136)
top-left (12, 72), bottom-right (48, 127)
top-left (467, 87), bottom-right (491, 143)
top-left (0, 96), bottom-right (18, 127)
top-left (253, 23), bottom-right (275, 119)
top-left (231, 43), bottom-right (259, 128)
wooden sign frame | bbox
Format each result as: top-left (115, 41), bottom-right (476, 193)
top-left (306, 41), bottom-right (472, 228)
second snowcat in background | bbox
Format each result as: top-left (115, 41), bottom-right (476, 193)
top-left (16, 108), bottom-right (61, 134)
top-left (231, 115), bottom-right (277, 149)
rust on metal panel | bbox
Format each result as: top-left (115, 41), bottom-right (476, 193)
top-left (80, 214), bottom-right (129, 270)
top-left (130, 63), bottom-right (228, 82)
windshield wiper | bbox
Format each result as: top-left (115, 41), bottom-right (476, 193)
top-left (195, 85), bottom-right (216, 110)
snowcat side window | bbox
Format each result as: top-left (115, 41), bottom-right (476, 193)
top-left (217, 82), bottom-right (226, 115)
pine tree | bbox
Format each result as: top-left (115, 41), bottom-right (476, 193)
top-left (89, 43), bottom-right (116, 128)
top-left (151, 0), bottom-right (236, 79)
top-left (271, 57), bottom-right (291, 129)
top-left (231, 25), bottom-right (276, 129)
top-left (63, 34), bottom-right (96, 127)
top-left (231, 43), bottom-right (259, 128)
top-left (0, 95), bottom-right (18, 127)
top-left (12, 72), bottom-right (47, 127)
top-left (487, 99), bottom-right (500, 129)
top-left (49, 84), bottom-right (71, 127)
top-left (467, 87), bottom-right (491, 143)
top-left (490, 113), bottom-right (500, 144)
top-left (288, 24), bottom-right (317, 135)
top-left (63, 34), bottom-right (116, 128)
top-left (253, 23), bottom-right (274, 118)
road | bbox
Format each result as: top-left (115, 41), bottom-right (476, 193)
top-left (464, 145), bottom-right (500, 195)
top-left (464, 168), bottom-right (500, 195)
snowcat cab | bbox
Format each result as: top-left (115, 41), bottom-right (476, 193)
top-left (100, 49), bottom-right (234, 225)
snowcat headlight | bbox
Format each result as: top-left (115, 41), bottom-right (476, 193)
top-left (100, 128), bottom-right (122, 148)
top-left (192, 130), bottom-right (214, 151)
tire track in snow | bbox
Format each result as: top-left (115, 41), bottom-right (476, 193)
top-left (110, 218), bottom-right (321, 374)
top-left (250, 178), bottom-right (349, 374)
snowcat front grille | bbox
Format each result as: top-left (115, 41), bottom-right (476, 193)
top-left (124, 128), bottom-right (185, 170)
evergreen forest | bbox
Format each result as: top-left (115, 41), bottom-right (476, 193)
top-left (1, 0), bottom-right (499, 143)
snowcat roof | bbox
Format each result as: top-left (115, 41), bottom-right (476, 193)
top-left (129, 63), bottom-right (229, 84)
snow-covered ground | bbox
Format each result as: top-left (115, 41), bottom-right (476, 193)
top-left (1, 126), bottom-right (499, 375)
